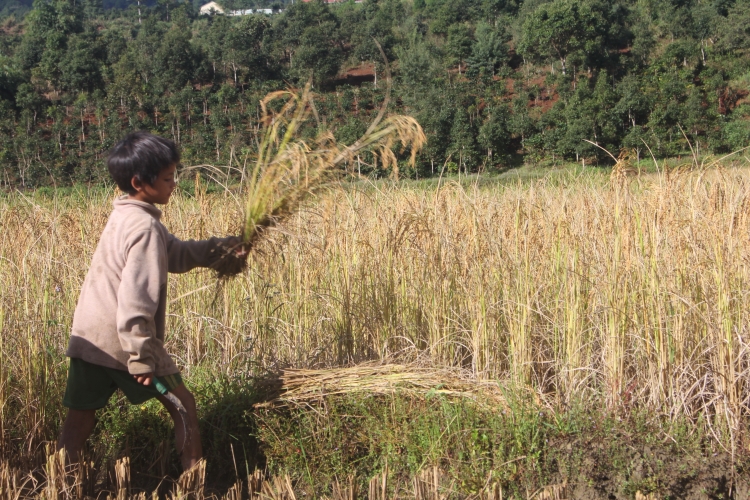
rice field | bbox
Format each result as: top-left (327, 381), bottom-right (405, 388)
top-left (2, 164), bottom-right (750, 497)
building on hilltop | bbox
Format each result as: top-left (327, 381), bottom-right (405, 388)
top-left (229, 8), bottom-right (276, 15)
top-left (199, 1), bottom-right (224, 14)
top-left (199, 2), bottom-right (281, 15)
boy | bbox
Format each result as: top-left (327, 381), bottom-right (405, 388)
top-left (57, 131), bottom-right (246, 471)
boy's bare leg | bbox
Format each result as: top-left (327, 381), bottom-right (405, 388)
top-left (57, 409), bottom-right (97, 463)
top-left (157, 384), bottom-right (202, 471)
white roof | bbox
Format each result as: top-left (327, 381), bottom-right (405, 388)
top-left (200, 3), bottom-right (279, 15)
top-left (229, 8), bottom-right (276, 15)
top-left (199, 1), bottom-right (224, 14)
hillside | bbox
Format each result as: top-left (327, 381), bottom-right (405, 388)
top-left (0, 0), bottom-right (749, 187)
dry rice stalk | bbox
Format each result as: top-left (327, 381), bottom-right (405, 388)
top-left (256, 362), bottom-right (507, 408)
top-left (172, 459), bottom-right (206, 500)
top-left (74, 460), bottom-right (93, 499)
top-left (223, 480), bottom-right (243, 500)
top-left (248, 469), bottom-right (264, 498)
top-left (5, 449), bottom-right (90, 500)
top-left (0, 460), bottom-right (29, 500)
top-left (530, 481), bottom-right (567, 500)
top-left (478, 482), bottom-right (503, 500)
top-left (0, 462), bottom-right (15, 499)
top-left (368, 465), bottom-right (388, 500)
top-left (43, 448), bottom-right (80, 500)
top-left (328, 476), bottom-right (357, 500)
top-left (412, 466), bottom-right (444, 500)
top-left (212, 82), bottom-right (426, 278)
top-left (114, 456), bottom-right (130, 500)
top-left (259, 475), bottom-right (296, 500)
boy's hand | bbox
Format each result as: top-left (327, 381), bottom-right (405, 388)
top-left (133, 373), bottom-right (154, 386)
top-left (225, 236), bottom-right (249, 259)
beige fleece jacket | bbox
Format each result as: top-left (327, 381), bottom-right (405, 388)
top-left (66, 197), bottom-right (227, 376)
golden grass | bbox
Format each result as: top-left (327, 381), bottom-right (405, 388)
top-left (2, 164), bottom-right (750, 472)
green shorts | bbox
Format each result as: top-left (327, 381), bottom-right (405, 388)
top-left (63, 358), bottom-right (183, 410)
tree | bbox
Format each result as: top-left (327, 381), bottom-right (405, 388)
top-left (690, 3), bottom-right (720, 62)
top-left (552, 71), bottom-right (619, 161)
top-left (509, 93), bottom-right (538, 153)
top-left (721, 104), bottom-right (750, 151)
top-left (110, 48), bottom-right (144, 110)
top-left (404, 82), bottom-right (457, 174)
top-left (0, 55), bottom-right (21, 104)
top-left (717, 0), bottom-right (750, 52)
top-left (444, 24), bottom-right (473, 74)
top-left (519, 0), bottom-right (615, 75)
top-left (129, 16), bottom-right (164, 91)
top-left (628, 5), bottom-right (655, 68)
top-left (339, 0), bottom-right (404, 87)
top-left (396, 30), bottom-right (438, 91)
top-left (82, 0), bottom-right (103, 21)
top-left (59, 32), bottom-right (104, 93)
top-left (293, 24), bottom-right (343, 86)
top-left (477, 103), bottom-right (512, 166)
top-left (481, 0), bottom-right (519, 21)
top-left (0, 0), bottom-right (746, 187)
top-left (614, 74), bottom-right (652, 130)
top-left (223, 15), bottom-right (271, 85)
top-left (153, 27), bottom-right (198, 94)
top-left (448, 95), bottom-right (480, 172)
top-left (347, 0), bottom-right (403, 63)
top-left (427, 0), bottom-right (478, 35)
top-left (466, 22), bottom-right (508, 78)
top-left (274, 1), bottom-right (342, 86)
top-left (204, 15), bottom-right (231, 81)
top-left (100, 27), bottom-right (128, 67)
top-left (590, 69), bottom-right (619, 152)
top-left (15, 0), bottom-right (86, 92)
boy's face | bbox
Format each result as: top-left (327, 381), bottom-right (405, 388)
top-left (129, 163), bottom-right (177, 205)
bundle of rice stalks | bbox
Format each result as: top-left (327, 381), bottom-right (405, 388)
top-left (609, 149), bottom-right (639, 189)
top-left (213, 82), bottom-right (426, 277)
top-left (255, 362), bottom-right (507, 408)
top-left (581, 140), bottom-right (641, 189)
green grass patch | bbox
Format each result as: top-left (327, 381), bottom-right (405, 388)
top-left (255, 390), bottom-right (745, 498)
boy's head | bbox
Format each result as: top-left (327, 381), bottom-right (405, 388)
top-left (108, 132), bottom-right (180, 195)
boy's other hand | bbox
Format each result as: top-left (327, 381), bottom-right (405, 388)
top-left (133, 373), bottom-right (154, 386)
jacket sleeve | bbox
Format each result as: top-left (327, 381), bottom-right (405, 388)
top-left (166, 233), bottom-right (230, 274)
top-left (116, 229), bottom-right (165, 375)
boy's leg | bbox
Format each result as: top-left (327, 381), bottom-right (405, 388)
top-left (157, 384), bottom-right (202, 471)
top-left (59, 359), bottom-right (116, 464)
top-left (57, 409), bottom-right (97, 463)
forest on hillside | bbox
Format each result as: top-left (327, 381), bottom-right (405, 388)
top-left (0, 0), bottom-right (749, 187)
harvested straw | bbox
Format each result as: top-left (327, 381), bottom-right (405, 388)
top-left (212, 81), bottom-right (426, 277)
top-left (255, 362), bottom-right (507, 408)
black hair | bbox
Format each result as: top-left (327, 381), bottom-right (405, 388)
top-left (107, 132), bottom-right (180, 194)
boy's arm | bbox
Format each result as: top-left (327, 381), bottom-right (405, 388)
top-left (117, 229), bottom-right (164, 375)
top-left (166, 234), bottom-right (236, 273)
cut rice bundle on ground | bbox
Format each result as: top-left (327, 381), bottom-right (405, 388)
top-left (255, 362), bottom-right (508, 408)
